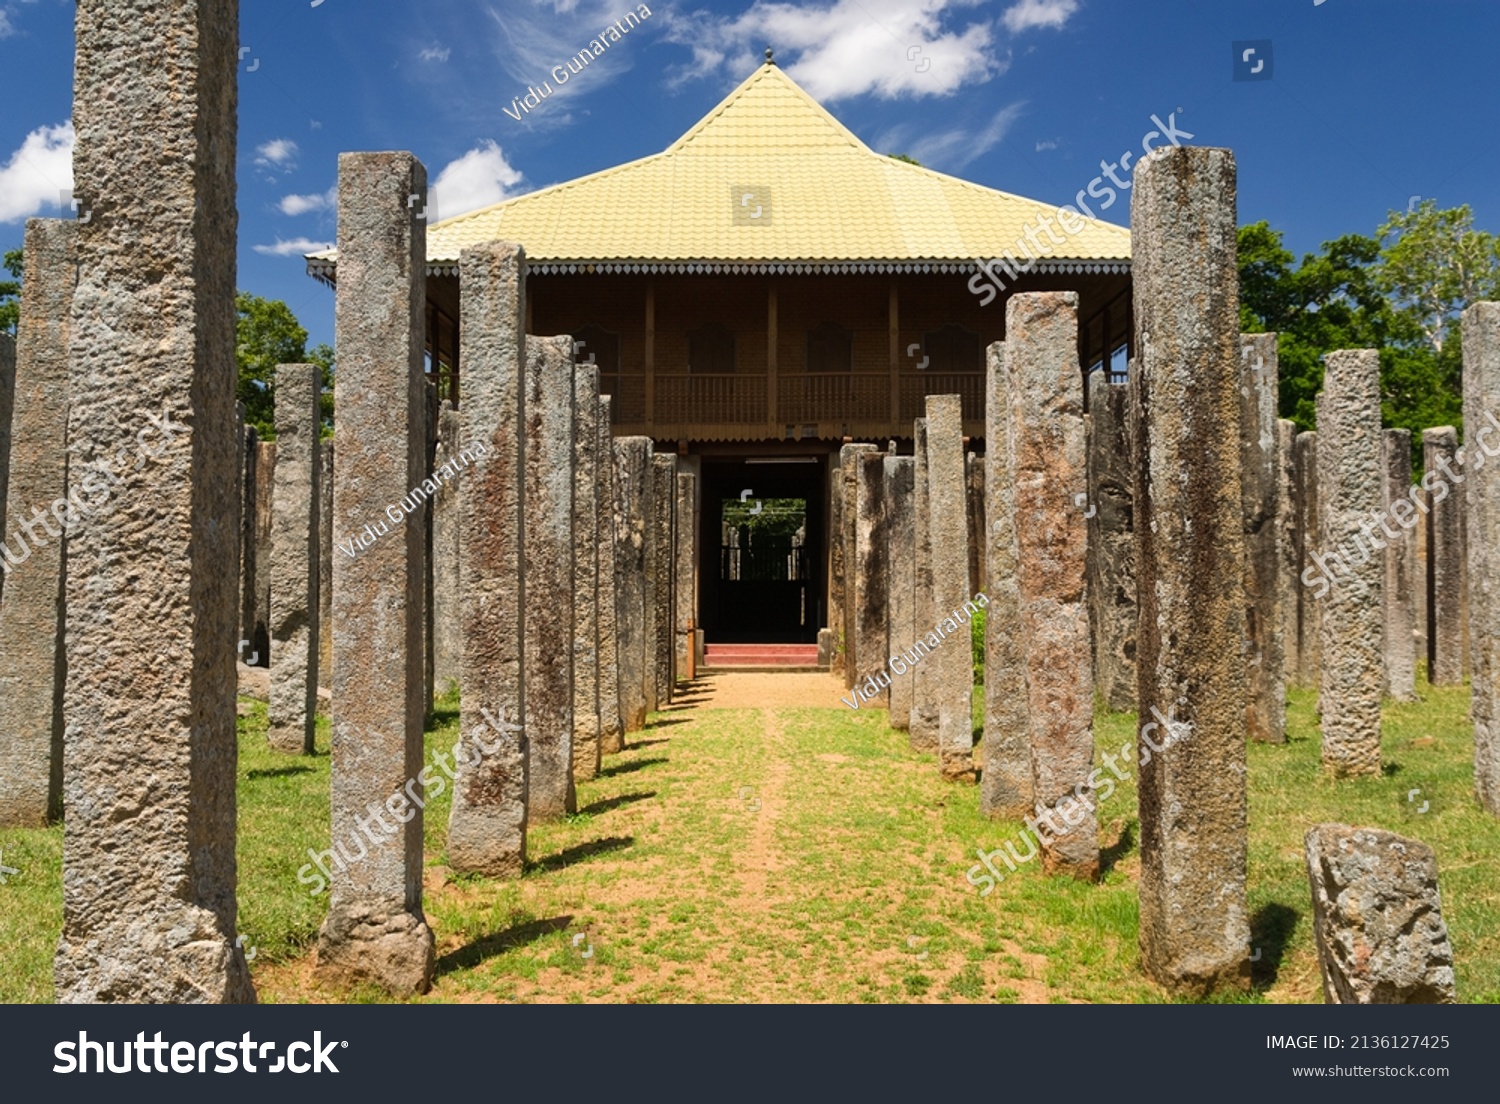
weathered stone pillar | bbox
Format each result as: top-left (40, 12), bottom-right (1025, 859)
top-left (448, 242), bottom-right (528, 876)
top-left (1425, 427), bottom-right (1465, 685)
top-left (854, 451), bottom-right (888, 704)
top-left (1005, 295), bottom-right (1096, 876)
top-left (316, 151), bottom-right (434, 995)
top-left (827, 449), bottom-right (847, 679)
top-left (650, 453), bottom-right (677, 706)
top-left (1383, 429), bottom-right (1418, 702)
top-left (1278, 419), bottom-right (1300, 686)
top-left (423, 380), bottom-right (437, 714)
top-left (253, 440), bottom-right (275, 663)
top-left (1304, 824), bottom-right (1457, 1003)
top-left (1463, 301), bottom-right (1500, 815)
top-left (885, 456), bottom-right (915, 730)
top-left (241, 425), bottom-right (260, 660)
top-left (926, 395), bottom-right (975, 782)
top-left (431, 402), bottom-right (462, 695)
top-left (1295, 431), bottom-right (1322, 688)
top-left (614, 437), bottom-right (651, 729)
top-left (598, 397), bottom-right (625, 755)
top-left (0, 219), bottom-right (74, 827)
top-left (57, 0), bottom-right (252, 1003)
top-left (572, 361), bottom-right (602, 783)
top-left (525, 335), bottom-right (577, 820)
top-left (319, 439), bottom-right (334, 686)
top-left (1241, 333), bottom-right (1286, 743)
top-left (910, 418), bottom-right (938, 748)
top-left (840, 443), bottom-right (876, 686)
top-left (1085, 370), bottom-right (1136, 712)
top-left (1315, 350), bottom-right (1384, 778)
top-left (983, 341), bottom-right (1034, 819)
top-left (267, 363), bottom-right (321, 754)
top-left (1131, 146), bottom-right (1249, 996)
top-left (674, 469), bottom-right (696, 684)
top-left (966, 451), bottom-right (985, 598)
top-left (0, 332), bottom-right (12, 582)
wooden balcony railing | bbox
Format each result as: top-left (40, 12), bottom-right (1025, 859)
top-left (656, 373), bottom-right (767, 426)
top-left (780, 373), bottom-right (889, 424)
top-left (899, 372), bottom-right (984, 423)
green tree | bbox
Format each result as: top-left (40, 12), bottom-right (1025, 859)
top-left (0, 248), bottom-right (22, 336)
top-left (1376, 200), bottom-right (1500, 354)
top-left (236, 292), bottom-right (334, 439)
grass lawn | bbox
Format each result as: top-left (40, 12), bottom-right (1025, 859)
top-left (1, 675), bottom-right (1496, 1003)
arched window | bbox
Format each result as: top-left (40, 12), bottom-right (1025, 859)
top-left (573, 324), bottom-right (620, 373)
top-left (922, 323), bottom-right (983, 373)
top-left (805, 321), bottom-right (852, 372)
top-left (688, 323), bottom-right (735, 373)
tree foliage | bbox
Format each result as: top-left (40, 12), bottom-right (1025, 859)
top-left (236, 291), bottom-right (334, 439)
top-left (0, 248), bottom-right (22, 336)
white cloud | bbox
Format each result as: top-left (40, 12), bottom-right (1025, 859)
top-left (430, 140), bottom-right (525, 219)
top-left (0, 121), bottom-right (75, 224)
top-left (876, 101), bottom-right (1024, 172)
top-left (252, 237), bottom-right (333, 257)
top-left (1001, 0), bottom-right (1079, 34)
top-left (419, 45), bottom-right (451, 62)
top-left (486, 0), bottom-right (649, 93)
top-left (0, 12), bottom-right (15, 38)
top-left (663, 0), bottom-right (1004, 101)
top-left (279, 186), bottom-right (336, 216)
top-left (254, 138), bottom-right (299, 170)
top-left (1035, 138), bottom-right (1059, 151)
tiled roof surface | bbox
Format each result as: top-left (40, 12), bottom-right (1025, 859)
top-left (309, 63), bottom-right (1130, 267)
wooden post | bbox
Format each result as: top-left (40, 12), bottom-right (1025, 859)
top-left (888, 278), bottom-right (900, 426)
top-left (645, 278), bottom-right (656, 432)
top-left (767, 279), bottom-right (779, 435)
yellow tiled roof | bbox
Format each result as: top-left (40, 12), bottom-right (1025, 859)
top-left (309, 62), bottom-right (1130, 271)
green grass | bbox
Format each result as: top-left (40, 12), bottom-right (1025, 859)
top-left (1, 676), bottom-right (1496, 1003)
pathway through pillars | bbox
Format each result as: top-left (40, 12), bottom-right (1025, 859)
top-left (255, 672), bottom-right (1063, 1004)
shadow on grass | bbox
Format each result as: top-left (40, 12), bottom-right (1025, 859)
top-left (600, 757), bottom-right (668, 778)
top-left (646, 717), bottom-right (693, 729)
top-left (245, 765), bottom-right (317, 780)
top-left (528, 835), bottom-right (634, 874)
top-left (1099, 820), bottom-right (1136, 876)
top-left (579, 791), bottom-right (656, 816)
top-left (435, 914), bottom-right (574, 977)
top-left (1249, 902), bottom-right (1300, 990)
top-left (623, 738), bottom-right (671, 750)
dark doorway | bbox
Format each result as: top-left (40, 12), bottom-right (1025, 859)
top-left (699, 457), bottom-right (825, 644)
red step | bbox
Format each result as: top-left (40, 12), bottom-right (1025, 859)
top-left (703, 644), bottom-right (822, 668)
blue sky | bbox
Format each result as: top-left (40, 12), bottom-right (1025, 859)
top-left (2, 0), bottom-right (1496, 348)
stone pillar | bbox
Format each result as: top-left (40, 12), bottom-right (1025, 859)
top-left (447, 242), bottom-right (528, 876)
top-left (598, 397), bottom-right (625, 755)
top-left (1464, 301), bottom-right (1500, 815)
top-left (0, 331), bottom-right (12, 582)
top-left (319, 439), bottom-right (334, 686)
top-left (926, 395), bottom-right (975, 782)
top-left (854, 451), bottom-right (888, 705)
top-left (885, 457), bottom-right (915, 729)
top-left (1131, 146), bottom-right (1249, 996)
top-left (1278, 419), bottom-right (1300, 687)
top-left (1295, 431), bottom-right (1322, 688)
top-left (983, 341), bottom-right (1035, 821)
top-left (1085, 370), bottom-right (1136, 712)
top-left (1425, 427), bottom-right (1465, 685)
top-left (57, 0), bottom-right (251, 1003)
top-left (650, 453), bottom-right (677, 705)
top-left (1005, 295), bottom-right (1096, 876)
top-left (674, 469), bottom-right (696, 684)
top-left (910, 418), bottom-right (938, 749)
top-left (0, 219), bottom-right (74, 827)
top-left (423, 380), bottom-right (437, 714)
top-left (316, 151), bottom-right (434, 995)
top-left (524, 335), bottom-right (577, 820)
top-left (572, 361), bottom-right (601, 783)
top-left (966, 451), bottom-right (985, 598)
top-left (431, 403), bottom-right (462, 695)
top-left (614, 437), bottom-right (651, 730)
top-left (241, 425), bottom-right (260, 661)
top-left (267, 363), bottom-right (321, 754)
top-left (1241, 333), bottom-right (1285, 743)
top-left (1315, 350), bottom-right (1384, 778)
top-left (253, 440), bottom-right (275, 664)
top-left (1383, 429), bottom-right (1418, 702)
top-left (827, 450), bottom-right (847, 679)
top-left (840, 443), bottom-right (876, 686)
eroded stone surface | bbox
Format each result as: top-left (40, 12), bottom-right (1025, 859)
top-left (909, 419), bottom-right (938, 750)
top-left (0, 220), bottom-right (73, 827)
top-left (925, 395), bottom-right (975, 782)
top-left (840, 443), bottom-right (876, 688)
top-left (267, 363), bottom-right (321, 754)
top-left (1317, 350), bottom-right (1384, 778)
top-left (316, 152), bottom-right (434, 994)
top-left (597, 396), bottom-right (624, 755)
top-left (614, 438), bottom-right (652, 730)
top-left (1463, 302), bottom-right (1500, 815)
top-left (1130, 146), bottom-right (1250, 996)
top-left (1425, 427), bottom-right (1466, 686)
top-left (1305, 824), bottom-right (1456, 1004)
top-left (1241, 333), bottom-right (1286, 743)
top-left (1383, 429), bottom-right (1418, 702)
top-left (572, 362), bottom-right (601, 782)
top-left (1277, 418), bottom-right (1300, 687)
top-left (885, 456), bottom-right (915, 730)
top-left (57, 1), bottom-right (252, 1003)
top-left (650, 454), bottom-right (677, 707)
top-left (674, 470), bottom-right (697, 686)
top-left (431, 403), bottom-right (461, 696)
top-left (448, 243), bottom-right (528, 876)
top-left (854, 451), bottom-right (888, 705)
top-left (1085, 370), bottom-right (1136, 713)
top-left (1295, 432), bottom-right (1322, 689)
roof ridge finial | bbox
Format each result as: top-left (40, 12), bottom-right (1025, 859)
top-left (765, 47), bottom-right (775, 65)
